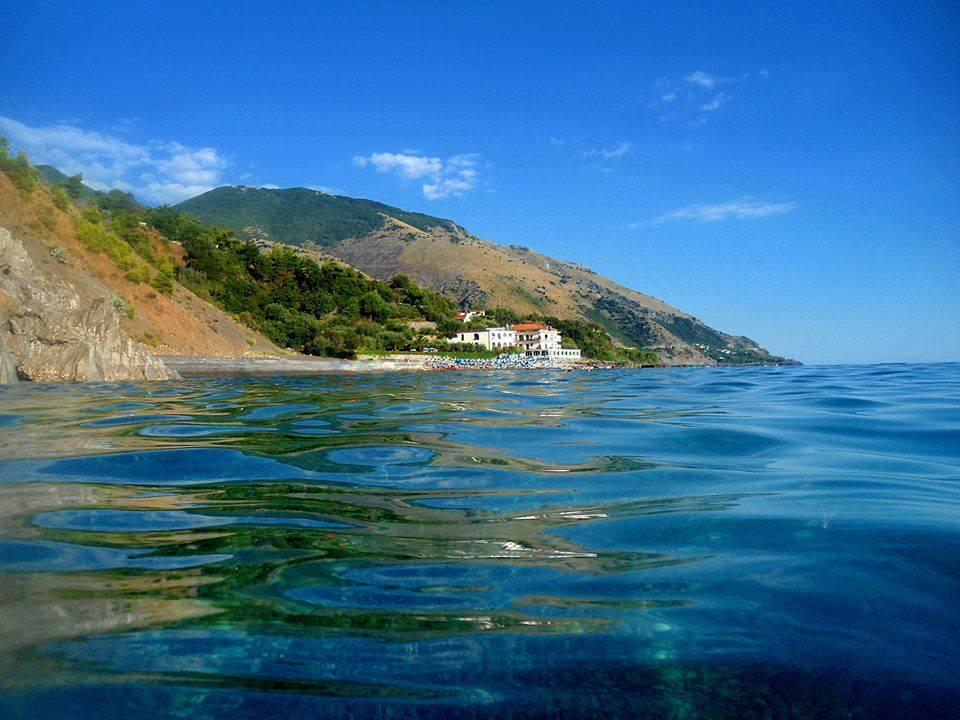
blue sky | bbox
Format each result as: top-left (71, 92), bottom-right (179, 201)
top-left (2, 0), bottom-right (957, 364)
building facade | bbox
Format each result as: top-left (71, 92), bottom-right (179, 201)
top-left (512, 323), bottom-right (582, 360)
top-left (453, 326), bottom-right (517, 349)
top-left (455, 310), bottom-right (486, 323)
top-left (450, 323), bottom-right (581, 361)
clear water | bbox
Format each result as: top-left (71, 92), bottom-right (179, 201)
top-left (0, 364), bottom-right (958, 718)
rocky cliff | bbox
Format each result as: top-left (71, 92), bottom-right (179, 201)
top-left (0, 332), bottom-right (17, 384)
top-left (0, 227), bottom-right (175, 382)
top-left (0, 167), bottom-right (287, 383)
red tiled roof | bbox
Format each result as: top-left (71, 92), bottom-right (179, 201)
top-left (513, 323), bottom-right (545, 331)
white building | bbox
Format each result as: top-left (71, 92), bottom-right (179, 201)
top-left (513, 323), bottom-right (581, 361)
top-left (453, 326), bottom-right (517, 349)
top-left (450, 323), bottom-right (582, 361)
top-left (456, 310), bottom-right (486, 323)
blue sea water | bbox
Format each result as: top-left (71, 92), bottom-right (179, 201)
top-left (0, 364), bottom-right (957, 718)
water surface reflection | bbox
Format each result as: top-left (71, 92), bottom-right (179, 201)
top-left (0, 365), bottom-right (958, 717)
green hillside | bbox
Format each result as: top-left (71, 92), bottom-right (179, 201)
top-left (34, 165), bottom-right (96, 198)
top-left (175, 186), bottom-right (458, 247)
top-left (173, 184), bottom-right (796, 366)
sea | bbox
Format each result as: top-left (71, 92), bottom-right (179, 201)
top-left (0, 363), bottom-right (957, 719)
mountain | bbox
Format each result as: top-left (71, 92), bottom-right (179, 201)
top-left (177, 186), bottom-right (795, 365)
top-left (175, 185), bottom-right (459, 246)
top-left (34, 165), bottom-right (96, 198)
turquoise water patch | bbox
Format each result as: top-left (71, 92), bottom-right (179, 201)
top-left (0, 365), bottom-right (957, 718)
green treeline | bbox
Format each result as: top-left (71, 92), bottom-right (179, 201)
top-left (152, 214), bottom-right (461, 357)
top-left (149, 206), bottom-right (458, 356)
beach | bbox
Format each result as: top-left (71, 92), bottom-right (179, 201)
top-left (159, 353), bottom-right (596, 376)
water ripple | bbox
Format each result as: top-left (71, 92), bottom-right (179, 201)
top-left (0, 363), bottom-right (958, 717)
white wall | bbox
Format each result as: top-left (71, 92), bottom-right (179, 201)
top-left (454, 331), bottom-right (489, 348)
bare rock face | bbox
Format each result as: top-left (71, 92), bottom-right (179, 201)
top-left (0, 227), bottom-right (177, 382)
top-left (0, 331), bottom-right (16, 384)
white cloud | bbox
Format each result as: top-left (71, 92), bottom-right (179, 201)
top-left (549, 136), bottom-right (565, 146)
top-left (354, 152), bottom-right (443, 180)
top-left (685, 70), bottom-right (718, 88)
top-left (701, 92), bottom-right (731, 112)
top-left (653, 68), bottom-right (765, 125)
top-left (649, 199), bottom-right (798, 224)
top-left (156, 144), bottom-right (226, 186)
top-left (582, 141), bottom-right (632, 160)
top-left (353, 150), bottom-right (483, 200)
top-left (0, 115), bottom-right (228, 203)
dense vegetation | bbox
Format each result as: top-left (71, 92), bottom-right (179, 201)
top-left (146, 208), bottom-right (459, 357)
top-left (35, 164), bottom-right (94, 199)
top-left (175, 186), bottom-right (458, 247)
top-left (2, 140), bottom-right (175, 292)
top-left (74, 205), bottom-right (176, 291)
top-left (0, 137), bottom-right (40, 196)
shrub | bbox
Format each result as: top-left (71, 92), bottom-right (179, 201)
top-left (49, 246), bottom-right (68, 264)
top-left (37, 204), bottom-right (57, 230)
top-left (75, 215), bottom-right (136, 270)
top-left (125, 265), bottom-right (152, 284)
top-left (0, 138), bottom-right (39, 195)
top-left (50, 186), bottom-right (71, 211)
top-left (358, 290), bottom-right (390, 322)
top-left (151, 260), bottom-right (175, 295)
top-left (81, 205), bottom-right (102, 224)
top-left (140, 206), bottom-right (469, 358)
top-left (60, 173), bottom-right (86, 199)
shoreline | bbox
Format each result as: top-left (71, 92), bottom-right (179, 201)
top-left (158, 353), bottom-right (600, 377)
top-left (158, 354), bottom-right (796, 378)
top-left (159, 354), bottom-right (431, 376)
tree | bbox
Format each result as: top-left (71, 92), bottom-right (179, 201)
top-left (152, 261), bottom-right (175, 295)
top-left (358, 290), bottom-right (389, 321)
top-left (94, 189), bottom-right (140, 214)
top-left (62, 173), bottom-right (86, 199)
top-left (0, 141), bottom-right (39, 195)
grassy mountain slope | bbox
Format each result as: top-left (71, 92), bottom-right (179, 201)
top-left (176, 186), bottom-right (794, 365)
top-left (176, 186), bottom-right (460, 247)
top-left (34, 165), bottom-right (96, 199)
top-left (0, 170), bottom-right (278, 358)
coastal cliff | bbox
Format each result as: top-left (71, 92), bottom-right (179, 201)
top-left (0, 161), bottom-right (285, 383)
top-left (0, 227), bottom-right (175, 381)
top-left (0, 332), bottom-right (16, 383)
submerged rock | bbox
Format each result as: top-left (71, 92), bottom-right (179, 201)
top-left (0, 227), bottom-right (176, 382)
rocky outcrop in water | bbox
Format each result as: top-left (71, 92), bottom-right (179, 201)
top-left (0, 227), bottom-right (176, 382)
